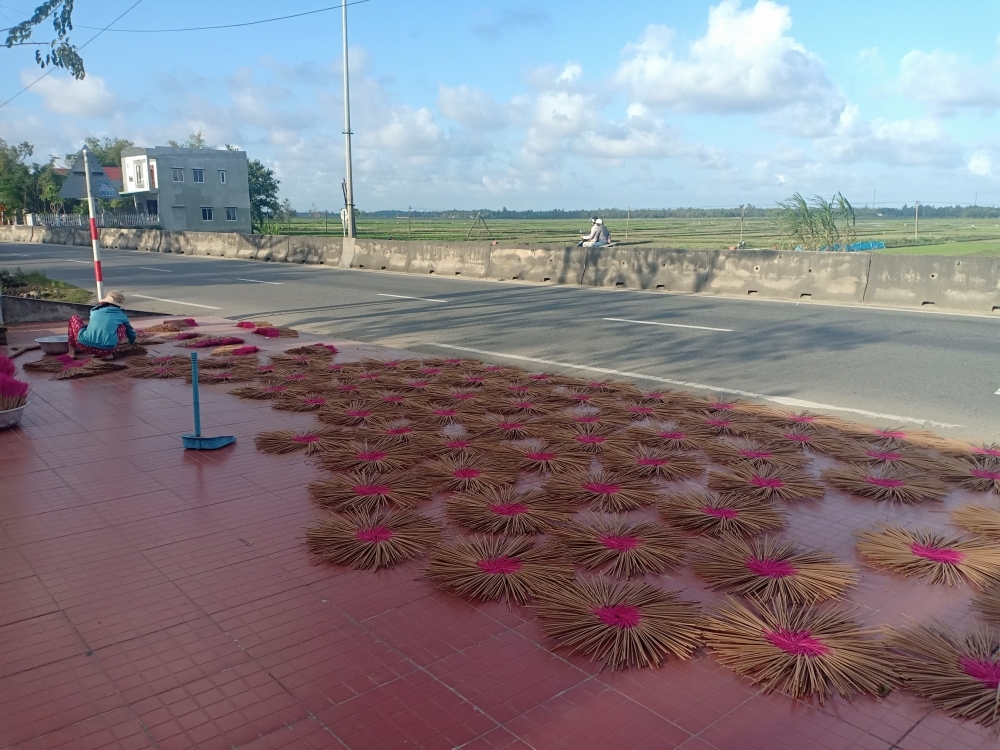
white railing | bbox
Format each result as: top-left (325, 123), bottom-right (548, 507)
top-left (25, 212), bottom-right (161, 228)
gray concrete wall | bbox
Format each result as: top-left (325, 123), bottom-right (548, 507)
top-left (1, 296), bottom-right (156, 324)
top-left (3, 225), bottom-right (999, 313)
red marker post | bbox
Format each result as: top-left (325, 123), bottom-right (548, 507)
top-left (81, 146), bottom-right (105, 301)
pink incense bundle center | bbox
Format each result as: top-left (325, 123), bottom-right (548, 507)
top-left (511, 401), bottom-right (534, 409)
top-left (446, 439), bottom-right (471, 449)
top-left (593, 604), bottom-right (642, 629)
top-left (488, 503), bottom-right (529, 517)
top-left (346, 409), bottom-right (374, 418)
top-left (526, 451), bottom-right (557, 461)
top-left (291, 434), bottom-right (320, 443)
top-left (433, 409), bottom-right (458, 417)
top-left (637, 457), bottom-right (668, 467)
top-left (353, 483), bottom-right (392, 495)
top-left (763, 628), bottom-right (830, 657)
top-left (574, 415), bottom-right (602, 424)
top-left (583, 482), bottom-right (622, 495)
top-left (750, 475), bottom-right (784, 489)
top-left (303, 397), bottom-right (326, 405)
top-left (875, 429), bottom-right (907, 439)
top-left (702, 506), bottom-right (739, 519)
top-left (745, 556), bottom-right (798, 578)
top-left (497, 421), bottom-right (523, 430)
top-left (575, 435), bottom-right (606, 445)
top-left (910, 543), bottom-right (966, 564)
top-left (864, 476), bottom-right (906, 488)
top-left (385, 427), bottom-right (412, 436)
top-left (959, 656), bottom-right (1000, 689)
top-left (355, 526), bottom-right (394, 543)
top-left (628, 406), bottom-right (655, 415)
top-left (477, 556), bottom-right (523, 575)
top-left (973, 447), bottom-right (1000, 458)
top-left (453, 468), bottom-right (482, 479)
top-left (599, 534), bottom-right (641, 552)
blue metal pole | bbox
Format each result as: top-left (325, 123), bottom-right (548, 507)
top-left (190, 352), bottom-right (202, 437)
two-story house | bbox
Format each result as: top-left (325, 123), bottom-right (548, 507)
top-left (120, 146), bottom-right (252, 233)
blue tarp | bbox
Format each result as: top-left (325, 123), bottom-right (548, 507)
top-left (796, 241), bottom-right (886, 252)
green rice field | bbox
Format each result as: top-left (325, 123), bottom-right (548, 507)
top-left (276, 215), bottom-right (1000, 256)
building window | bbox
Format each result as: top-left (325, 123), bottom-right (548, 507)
top-left (192, 169), bottom-right (205, 183)
top-left (219, 170), bottom-right (226, 184)
top-left (225, 207), bottom-right (237, 221)
top-left (134, 162), bottom-right (145, 189)
top-left (201, 207), bottom-right (214, 221)
top-left (171, 168), bottom-right (184, 182)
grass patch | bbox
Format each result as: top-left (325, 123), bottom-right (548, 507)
top-left (876, 240), bottom-right (1000, 256)
top-left (1, 269), bottom-right (95, 304)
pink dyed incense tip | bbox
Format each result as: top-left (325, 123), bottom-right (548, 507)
top-left (575, 435), bottom-right (606, 445)
top-left (291, 434), bottom-right (320, 443)
top-left (788, 414), bottom-right (816, 423)
top-left (637, 457), bottom-right (667, 467)
top-left (972, 446), bottom-right (1000, 458)
top-left (702, 506), bottom-right (739, 519)
top-left (628, 406), bottom-right (655, 415)
top-left (254, 327), bottom-right (281, 338)
top-left (346, 409), bottom-right (374, 418)
top-left (511, 401), bottom-right (534, 409)
top-left (593, 603), bottom-right (641, 629)
top-left (599, 534), bottom-right (641, 552)
top-left (582, 482), bottom-right (622, 494)
top-left (446, 439), bottom-right (472, 449)
top-left (875, 429), bottom-right (907, 439)
top-left (910, 543), bottom-right (966, 564)
top-left (353, 483), bottom-right (392, 495)
top-left (488, 503), bottom-right (529, 517)
top-left (453, 468), bottom-right (481, 479)
top-left (432, 409), bottom-right (458, 417)
top-left (303, 397), bottom-right (326, 405)
top-left (959, 656), bottom-right (1000, 689)
top-left (355, 526), bottom-right (394, 543)
top-left (745, 556), bottom-right (797, 579)
top-left (864, 476), bottom-right (906, 488)
top-left (657, 430), bottom-right (686, 440)
top-left (0, 356), bottom-right (15, 377)
top-left (477, 556), bottom-right (522, 575)
top-left (235, 321), bottom-right (256, 329)
top-left (385, 427), bottom-right (412, 436)
top-left (763, 628), bottom-right (830, 657)
top-left (750, 475), bottom-right (784, 489)
top-left (230, 346), bottom-right (259, 355)
top-left (970, 469), bottom-right (1000, 481)
top-left (497, 421), bottom-right (523, 430)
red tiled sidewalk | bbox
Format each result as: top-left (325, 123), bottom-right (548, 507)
top-left (0, 318), bottom-right (997, 749)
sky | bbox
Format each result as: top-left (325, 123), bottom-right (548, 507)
top-left (1, 0), bottom-right (1000, 211)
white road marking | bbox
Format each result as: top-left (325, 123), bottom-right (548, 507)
top-left (66, 260), bottom-right (91, 264)
top-left (603, 317), bottom-right (733, 332)
top-left (424, 342), bottom-right (963, 429)
top-left (377, 293), bottom-right (447, 303)
top-left (237, 278), bottom-right (282, 285)
top-left (134, 266), bottom-right (172, 273)
top-left (128, 294), bottom-right (221, 310)
top-left (995, 388), bottom-right (1000, 395)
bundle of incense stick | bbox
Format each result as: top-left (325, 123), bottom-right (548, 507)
top-left (424, 454), bottom-right (515, 492)
top-left (657, 489), bottom-right (787, 537)
top-left (306, 508), bottom-right (440, 570)
top-left (826, 440), bottom-right (952, 474)
top-left (951, 504), bottom-right (1000, 540)
top-left (251, 326), bottom-right (298, 338)
top-left (52, 360), bottom-right (127, 380)
top-left (972, 584), bottom-right (1000, 624)
top-left (821, 464), bottom-right (949, 504)
top-left (942, 456), bottom-right (1000, 495)
top-left (254, 427), bottom-right (343, 456)
top-left (545, 467), bottom-right (662, 512)
top-left (283, 343), bottom-right (338, 357)
top-left (837, 423), bottom-right (950, 451)
top-left (425, 536), bottom-right (572, 606)
top-left (701, 438), bottom-right (809, 471)
top-left (708, 465), bottom-right (825, 503)
top-left (195, 369), bottom-right (255, 385)
top-left (604, 443), bottom-right (704, 482)
top-left (317, 400), bottom-right (395, 427)
top-left (533, 575), bottom-right (702, 670)
top-left (446, 485), bottom-right (571, 535)
top-left (469, 413), bottom-right (544, 440)
top-left (552, 515), bottom-right (687, 578)
top-left (272, 392), bottom-right (334, 412)
top-left (691, 535), bottom-right (858, 604)
top-left (548, 424), bottom-right (632, 455)
top-left (229, 383), bottom-right (296, 399)
top-left (308, 469), bottom-right (429, 513)
top-left (755, 409), bottom-right (846, 433)
top-left (318, 439), bottom-right (424, 473)
top-left (127, 363), bottom-right (185, 379)
top-left (702, 597), bottom-right (896, 703)
top-left (759, 427), bottom-right (852, 455)
top-left (498, 440), bottom-right (592, 475)
top-left (630, 421), bottom-right (711, 451)
top-left (887, 623), bottom-right (1000, 728)
top-left (854, 525), bottom-right (1000, 587)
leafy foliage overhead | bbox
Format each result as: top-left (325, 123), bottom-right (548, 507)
top-left (4, 1), bottom-right (84, 80)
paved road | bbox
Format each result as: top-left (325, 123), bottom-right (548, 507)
top-left (3, 241), bottom-right (998, 442)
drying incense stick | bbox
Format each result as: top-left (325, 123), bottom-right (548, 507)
top-left (545, 467), bottom-right (662, 512)
top-left (254, 427), bottom-right (344, 455)
top-left (822, 464), bottom-right (949, 504)
top-left (552, 515), bottom-right (687, 578)
top-left (855, 525), bottom-right (1000, 588)
top-left (446, 485), bottom-right (570, 535)
top-left (709, 465), bottom-right (825, 503)
top-left (306, 508), bottom-right (440, 570)
top-left (308, 469), bottom-right (429, 512)
top-left (657, 489), bottom-right (787, 538)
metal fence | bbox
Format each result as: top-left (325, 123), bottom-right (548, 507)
top-left (25, 212), bottom-right (160, 228)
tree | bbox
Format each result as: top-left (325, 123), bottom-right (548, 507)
top-left (777, 192), bottom-right (856, 251)
top-left (4, 1), bottom-right (84, 79)
top-left (168, 132), bottom-right (212, 149)
top-left (0, 140), bottom-right (35, 214)
top-left (248, 159), bottom-right (280, 234)
top-left (82, 136), bottom-right (134, 168)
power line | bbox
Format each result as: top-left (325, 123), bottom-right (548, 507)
top-left (33, 0), bottom-right (372, 34)
top-left (0, 0), bottom-right (145, 110)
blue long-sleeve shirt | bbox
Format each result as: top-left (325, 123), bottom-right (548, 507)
top-left (77, 304), bottom-right (136, 349)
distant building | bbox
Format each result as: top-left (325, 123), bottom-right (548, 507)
top-left (120, 146), bottom-right (252, 233)
top-left (54, 165), bottom-right (123, 193)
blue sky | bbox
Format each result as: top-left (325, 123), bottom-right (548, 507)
top-left (2, 0), bottom-right (999, 210)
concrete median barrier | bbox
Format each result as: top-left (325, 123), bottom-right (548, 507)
top-left (406, 242), bottom-right (492, 278)
top-left (487, 245), bottom-right (588, 284)
top-left (865, 254), bottom-right (1000, 313)
top-left (350, 240), bottom-right (411, 272)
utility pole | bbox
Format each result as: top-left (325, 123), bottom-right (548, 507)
top-left (872, 189), bottom-right (875, 210)
top-left (82, 147), bottom-right (105, 300)
top-left (740, 204), bottom-right (745, 245)
top-left (625, 207), bottom-right (629, 239)
top-left (914, 201), bottom-right (919, 240)
top-left (408, 205), bottom-right (411, 236)
top-left (341, 0), bottom-right (356, 239)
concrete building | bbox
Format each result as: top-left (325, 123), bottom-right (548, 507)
top-left (120, 146), bottom-right (252, 233)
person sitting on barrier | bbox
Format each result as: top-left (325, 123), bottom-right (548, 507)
top-left (67, 290), bottom-right (137, 360)
top-left (578, 217), bottom-right (611, 247)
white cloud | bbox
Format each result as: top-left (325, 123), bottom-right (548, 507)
top-left (817, 104), bottom-right (960, 167)
top-left (969, 150), bottom-right (993, 176)
top-left (437, 85), bottom-right (510, 130)
top-left (25, 71), bottom-right (117, 117)
top-left (556, 63), bottom-right (583, 84)
top-left (371, 107), bottom-right (443, 159)
top-left (899, 50), bottom-right (1000, 114)
top-left (614, 1), bottom-right (841, 118)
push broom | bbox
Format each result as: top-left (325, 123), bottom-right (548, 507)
top-left (181, 353), bottom-right (236, 450)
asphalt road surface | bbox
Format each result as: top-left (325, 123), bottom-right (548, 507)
top-left (3, 241), bottom-right (998, 442)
